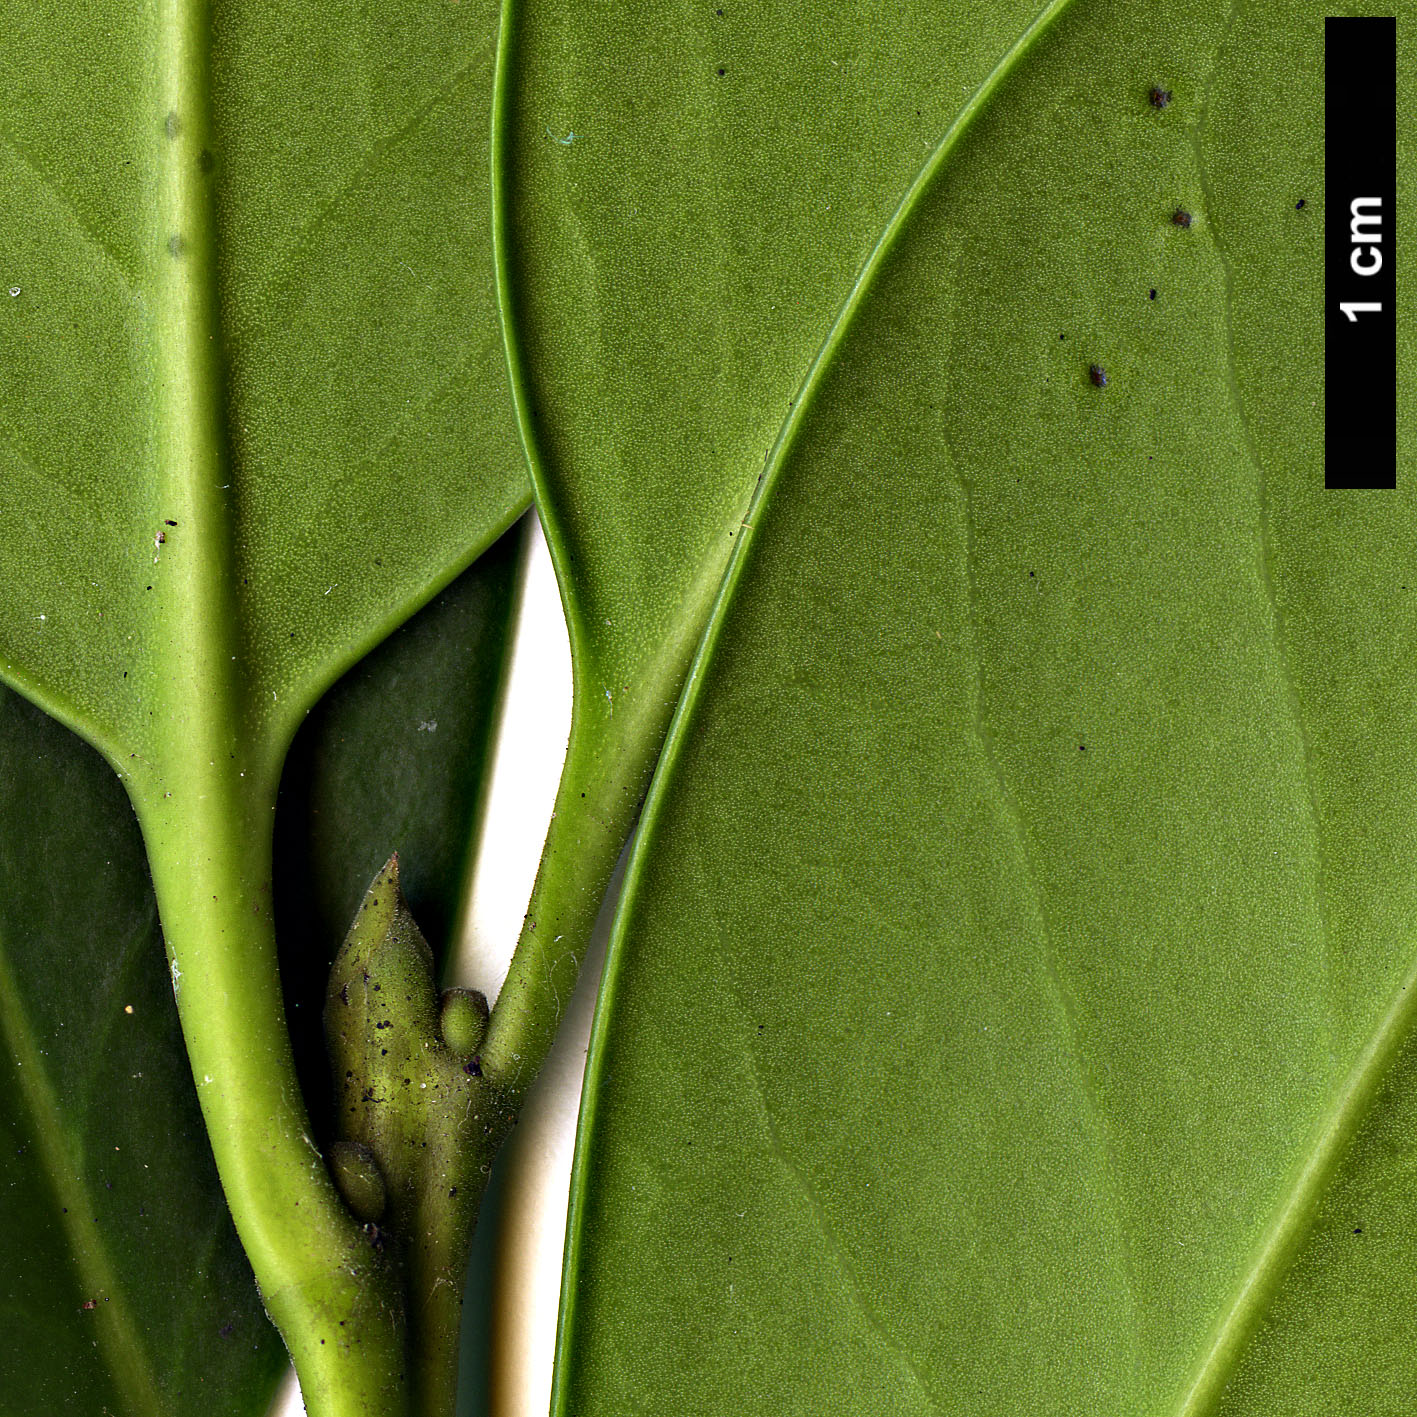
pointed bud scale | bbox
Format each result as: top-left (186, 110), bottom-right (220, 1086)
top-left (322, 852), bottom-right (516, 1352)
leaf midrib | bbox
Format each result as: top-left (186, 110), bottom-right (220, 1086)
top-left (145, 0), bottom-right (246, 791)
top-left (1173, 951), bottom-right (1417, 1417)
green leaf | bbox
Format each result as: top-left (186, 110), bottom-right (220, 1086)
top-left (556, 3), bottom-right (1416, 1414)
top-left (482, 0), bottom-right (1067, 1094)
top-left (0, 680), bottom-right (287, 1415)
top-left (0, 2), bottom-right (525, 761)
top-left (0, 0), bottom-right (528, 1401)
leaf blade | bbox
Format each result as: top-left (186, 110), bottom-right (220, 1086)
top-left (555, 2), bottom-right (1417, 1413)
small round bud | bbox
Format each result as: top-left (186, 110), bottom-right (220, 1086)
top-left (440, 988), bottom-right (490, 1056)
top-left (329, 1140), bottom-right (386, 1222)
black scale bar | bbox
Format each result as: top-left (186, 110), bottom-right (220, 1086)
top-left (1325, 16), bottom-right (1397, 489)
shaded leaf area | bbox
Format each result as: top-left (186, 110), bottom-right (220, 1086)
top-left (274, 518), bottom-right (523, 1141)
top-left (0, 683), bottom-right (285, 1415)
top-left (557, 2), bottom-right (1416, 1415)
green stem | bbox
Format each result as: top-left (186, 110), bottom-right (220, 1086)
top-left (405, 1155), bottom-right (499, 1417)
top-left (325, 859), bottom-right (515, 1416)
top-left (479, 692), bottom-right (648, 1100)
top-left (139, 774), bottom-right (409, 1414)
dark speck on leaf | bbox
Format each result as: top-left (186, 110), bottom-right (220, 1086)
top-left (219, 1321), bottom-right (235, 1338)
top-left (165, 519), bottom-right (177, 526)
top-left (464, 1056), bottom-right (483, 1077)
top-left (1296, 198), bottom-right (1306, 210)
top-left (1079, 744), bottom-right (1087, 751)
top-left (1172, 209), bottom-right (1193, 229)
top-left (717, 67), bottom-right (726, 76)
top-left (81, 1300), bottom-right (97, 1311)
top-left (1089, 364), bottom-right (1108, 388)
top-left (1149, 87), bottom-right (1171, 109)
top-left (1149, 288), bottom-right (1157, 299)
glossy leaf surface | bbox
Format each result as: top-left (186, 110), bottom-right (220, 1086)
top-left (557, 2), bottom-right (1416, 1414)
top-left (0, 682), bottom-right (286, 1415)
